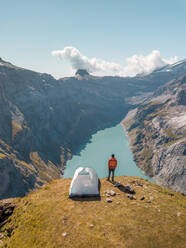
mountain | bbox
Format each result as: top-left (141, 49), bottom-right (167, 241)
top-left (0, 176), bottom-right (186, 248)
top-left (153, 59), bottom-right (186, 74)
top-left (75, 69), bottom-right (90, 79)
top-left (0, 57), bottom-right (186, 199)
top-left (122, 75), bottom-right (186, 194)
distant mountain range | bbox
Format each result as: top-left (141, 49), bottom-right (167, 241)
top-left (0, 57), bottom-right (186, 198)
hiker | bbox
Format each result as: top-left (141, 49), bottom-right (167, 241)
top-left (107, 154), bottom-right (117, 182)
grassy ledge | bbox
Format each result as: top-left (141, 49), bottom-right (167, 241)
top-left (0, 176), bottom-right (186, 248)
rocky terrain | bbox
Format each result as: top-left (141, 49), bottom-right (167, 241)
top-left (0, 176), bottom-right (185, 248)
top-left (122, 75), bottom-right (186, 194)
top-left (0, 57), bottom-right (186, 199)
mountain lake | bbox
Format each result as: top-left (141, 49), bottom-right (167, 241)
top-left (64, 123), bottom-right (152, 181)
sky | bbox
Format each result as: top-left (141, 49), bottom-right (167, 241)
top-left (1, 0), bottom-right (186, 78)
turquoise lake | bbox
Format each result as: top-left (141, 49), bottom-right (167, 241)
top-left (64, 124), bottom-right (152, 181)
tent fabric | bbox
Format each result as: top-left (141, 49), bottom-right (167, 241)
top-left (69, 167), bottom-right (100, 197)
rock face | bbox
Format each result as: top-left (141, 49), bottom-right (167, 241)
top-left (122, 75), bottom-right (186, 194)
top-left (0, 57), bottom-right (186, 198)
top-left (0, 199), bottom-right (15, 228)
top-left (75, 69), bottom-right (90, 78)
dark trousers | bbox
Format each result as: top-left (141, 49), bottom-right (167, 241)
top-left (107, 168), bottom-right (115, 181)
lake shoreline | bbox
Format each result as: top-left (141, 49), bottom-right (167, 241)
top-left (64, 123), bottom-right (153, 182)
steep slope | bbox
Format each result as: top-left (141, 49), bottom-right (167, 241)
top-left (0, 57), bottom-right (186, 199)
top-left (122, 75), bottom-right (186, 194)
top-left (0, 176), bottom-right (186, 248)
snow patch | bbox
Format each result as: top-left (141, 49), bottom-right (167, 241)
top-left (169, 114), bottom-right (186, 128)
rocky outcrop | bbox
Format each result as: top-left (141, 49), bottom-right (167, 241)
top-left (75, 69), bottom-right (90, 79)
top-left (0, 57), bottom-right (186, 199)
top-left (122, 75), bottom-right (186, 194)
top-left (0, 199), bottom-right (16, 229)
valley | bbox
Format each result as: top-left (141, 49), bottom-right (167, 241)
top-left (0, 57), bottom-right (186, 198)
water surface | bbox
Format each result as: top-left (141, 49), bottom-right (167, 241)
top-left (64, 124), bottom-right (151, 181)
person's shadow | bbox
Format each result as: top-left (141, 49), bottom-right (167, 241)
top-left (108, 180), bottom-right (136, 195)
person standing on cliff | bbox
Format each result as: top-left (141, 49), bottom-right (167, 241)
top-left (107, 154), bottom-right (117, 182)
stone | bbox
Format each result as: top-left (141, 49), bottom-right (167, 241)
top-left (110, 190), bottom-right (116, 196)
top-left (132, 181), bottom-right (143, 187)
top-left (136, 182), bottom-right (143, 187)
top-left (127, 194), bottom-right (136, 200)
top-left (105, 190), bottom-right (116, 196)
top-left (106, 198), bottom-right (112, 203)
top-left (126, 184), bottom-right (131, 190)
top-left (124, 185), bottom-right (135, 194)
top-left (177, 212), bottom-right (181, 217)
top-left (89, 224), bottom-right (94, 228)
top-left (140, 196), bottom-right (145, 200)
top-left (62, 232), bottom-right (67, 237)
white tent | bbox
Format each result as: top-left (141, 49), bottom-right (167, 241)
top-left (69, 167), bottom-right (100, 197)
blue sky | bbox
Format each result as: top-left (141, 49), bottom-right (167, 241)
top-left (1, 0), bottom-right (186, 78)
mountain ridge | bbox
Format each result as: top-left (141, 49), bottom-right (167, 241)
top-left (122, 75), bottom-right (186, 194)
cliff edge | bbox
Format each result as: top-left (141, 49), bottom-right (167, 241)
top-left (122, 75), bottom-right (186, 194)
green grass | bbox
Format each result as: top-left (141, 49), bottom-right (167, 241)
top-left (0, 153), bottom-right (7, 159)
top-left (1, 177), bottom-right (186, 248)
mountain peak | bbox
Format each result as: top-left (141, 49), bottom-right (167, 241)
top-left (0, 57), bottom-right (16, 68)
top-left (0, 57), bottom-right (5, 63)
top-left (75, 69), bottom-right (90, 77)
top-left (152, 59), bottom-right (186, 74)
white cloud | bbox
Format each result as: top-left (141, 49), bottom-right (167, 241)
top-left (51, 47), bottom-right (178, 77)
top-left (122, 50), bottom-right (178, 76)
